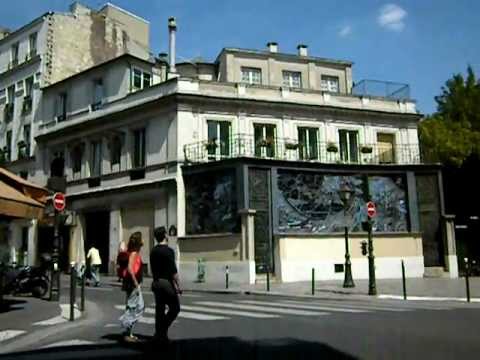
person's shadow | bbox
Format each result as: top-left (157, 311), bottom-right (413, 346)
top-left (0, 335), bottom-right (357, 360)
top-left (0, 299), bottom-right (26, 314)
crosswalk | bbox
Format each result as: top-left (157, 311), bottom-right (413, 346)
top-left (112, 297), bottom-right (467, 326)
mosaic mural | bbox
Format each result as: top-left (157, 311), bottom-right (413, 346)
top-left (368, 176), bottom-right (408, 232)
top-left (277, 170), bottom-right (408, 233)
top-left (185, 170), bottom-right (239, 234)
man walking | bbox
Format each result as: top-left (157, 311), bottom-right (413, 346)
top-left (86, 245), bottom-right (102, 287)
top-left (150, 226), bottom-right (181, 343)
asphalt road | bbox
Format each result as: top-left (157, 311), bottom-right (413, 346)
top-left (2, 284), bottom-right (480, 359)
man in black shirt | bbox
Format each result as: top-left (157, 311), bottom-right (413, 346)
top-left (150, 226), bottom-right (181, 343)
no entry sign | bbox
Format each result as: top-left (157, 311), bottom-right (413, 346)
top-left (53, 192), bottom-right (66, 212)
top-left (366, 201), bottom-right (376, 218)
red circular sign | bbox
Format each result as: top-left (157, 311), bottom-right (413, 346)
top-left (53, 192), bottom-right (66, 212)
top-left (366, 201), bottom-right (376, 218)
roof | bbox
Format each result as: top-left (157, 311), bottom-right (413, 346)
top-left (0, 12), bottom-right (50, 47)
top-left (216, 47), bottom-right (353, 66)
top-left (42, 53), bottom-right (155, 90)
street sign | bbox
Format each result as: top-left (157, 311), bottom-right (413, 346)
top-left (366, 201), bottom-right (376, 218)
top-left (53, 192), bottom-right (66, 212)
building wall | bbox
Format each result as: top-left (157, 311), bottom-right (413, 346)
top-left (276, 234), bottom-right (424, 282)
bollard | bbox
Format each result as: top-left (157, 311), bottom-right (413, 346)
top-left (0, 266), bottom-right (4, 308)
top-left (401, 260), bottom-right (407, 300)
top-left (312, 268), bottom-right (315, 296)
top-left (80, 270), bottom-right (85, 312)
top-left (266, 268), bottom-right (270, 292)
top-left (70, 264), bottom-right (76, 321)
top-left (465, 258), bottom-right (471, 303)
top-left (225, 265), bottom-right (229, 289)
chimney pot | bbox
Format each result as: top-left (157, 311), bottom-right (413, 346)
top-left (168, 17), bottom-right (177, 74)
top-left (267, 42), bottom-right (278, 53)
top-left (168, 17), bottom-right (177, 29)
top-left (297, 44), bottom-right (308, 56)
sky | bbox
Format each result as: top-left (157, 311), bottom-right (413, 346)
top-left (1, 0), bottom-right (479, 115)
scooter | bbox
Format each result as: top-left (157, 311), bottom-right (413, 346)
top-left (2, 265), bottom-right (50, 298)
top-left (1, 255), bottom-right (51, 298)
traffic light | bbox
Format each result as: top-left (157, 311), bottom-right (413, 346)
top-left (361, 241), bottom-right (368, 256)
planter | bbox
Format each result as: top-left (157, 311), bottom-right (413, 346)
top-left (326, 143), bottom-right (338, 153)
top-left (285, 142), bottom-right (299, 150)
top-left (360, 146), bottom-right (373, 154)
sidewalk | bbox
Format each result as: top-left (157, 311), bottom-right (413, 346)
top-left (100, 275), bottom-right (480, 300)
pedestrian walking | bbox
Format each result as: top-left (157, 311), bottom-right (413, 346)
top-left (116, 241), bottom-right (128, 282)
top-left (150, 226), bottom-right (182, 344)
top-left (119, 232), bottom-right (145, 343)
top-left (86, 245), bottom-right (102, 287)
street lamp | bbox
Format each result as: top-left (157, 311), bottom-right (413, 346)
top-left (338, 183), bottom-right (355, 288)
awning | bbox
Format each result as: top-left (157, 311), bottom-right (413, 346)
top-left (0, 167), bottom-right (49, 220)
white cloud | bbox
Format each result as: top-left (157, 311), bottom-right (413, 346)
top-left (378, 4), bottom-right (407, 31)
top-left (338, 25), bottom-right (352, 37)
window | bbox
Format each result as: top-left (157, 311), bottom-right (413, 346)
top-left (207, 120), bottom-right (231, 160)
top-left (23, 124), bottom-right (31, 157)
top-left (298, 127), bottom-right (319, 160)
top-left (90, 140), bottom-right (102, 177)
top-left (254, 123), bottom-right (276, 158)
top-left (131, 68), bottom-right (152, 91)
top-left (133, 128), bottom-right (146, 168)
top-left (339, 129), bottom-right (359, 163)
top-left (377, 133), bottom-right (395, 164)
top-left (241, 67), bottom-right (262, 85)
top-left (283, 71), bottom-right (302, 88)
top-left (110, 135), bottom-right (122, 166)
top-left (5, 130), bottom-right (12, 162)
top-left (23, 77), bottom-right (34, 114)
top-left (321, 75), bottom-right (340, 93)
top-left (25, 77), bottom-right (34, 98)
top-left (71, 145), bottom-right (83, 175)
top-left (56, 92), bottom-right (67, 121)
top-left (92, 78), bottom-right (104, 110)
top-left (29, 32), bottom-right (37, 57)
top-left (4, 85), bottom-right (15, 122)
top-left (10, 42), bottom-right (19, 67)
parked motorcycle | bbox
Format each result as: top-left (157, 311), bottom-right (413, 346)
top-left (1, 254), bottom-right (51, 298)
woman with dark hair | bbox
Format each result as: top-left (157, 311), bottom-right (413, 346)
top-left (119, 232), bottom-right (144, 343)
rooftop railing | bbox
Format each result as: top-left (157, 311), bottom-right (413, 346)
top-left (184, 134), bottom-right (422, 166)
top-left (352, 80), bottom-right (410, 101)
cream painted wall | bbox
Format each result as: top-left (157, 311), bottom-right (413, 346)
top-left (178, 234), bottom-right (242, 262)
top-left (121, 205), bottom-right (154, 264)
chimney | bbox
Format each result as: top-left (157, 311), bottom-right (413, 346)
top-left (297, 44), bottom-right (308, 57)
top-left (267, 42), bottom-right (278, 53)
top-left (168, 17), bottom-right (177, 74)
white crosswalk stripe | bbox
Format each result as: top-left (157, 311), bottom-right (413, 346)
top-left (195, 301), bottom-right (328, 316)
top-left (181, 304), bottom-right (280, 318)
top-left (240, 300), bottom-right (369, 313)
top-left (144, 307), bottom-right (227, 321)
top-left (41, 340), bottom-right (96, 348)
top-left (284, 300), bottom-right (411, 312)
top-left (0, 330), bottom-right (26, 343)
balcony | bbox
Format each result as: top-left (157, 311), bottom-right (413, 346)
top-left (352, 80), bottom-right (410, 101)
top-left (184, 134), bottom-right (422, 166)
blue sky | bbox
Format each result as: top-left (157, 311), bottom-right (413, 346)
top-left (1, 0), bottom-right (479, 114)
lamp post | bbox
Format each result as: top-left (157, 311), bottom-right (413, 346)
top-left (338, 184), bottom-right (355, 288)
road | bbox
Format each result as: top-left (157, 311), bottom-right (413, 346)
top-left (1, 283), bottom-right (480, 359)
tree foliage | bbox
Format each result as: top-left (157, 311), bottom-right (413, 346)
top-left (419, 66), bottom-right (480, 166)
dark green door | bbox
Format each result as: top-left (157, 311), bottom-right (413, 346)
top-left (249, 168), bottom-right (273, 274)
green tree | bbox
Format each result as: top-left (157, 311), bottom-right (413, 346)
top-left (419, 66), bottom-right (480, 166)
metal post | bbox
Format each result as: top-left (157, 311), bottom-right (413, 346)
top-left (312, 268), bottom-right (315, 295)
top-left (367, 219), bottom-right (377, 296)
top-left (343, 225), bottom-right (355, 288)
top-left (50, 210), bottom-right (61, 301)
top-left (266, 268), bottom-right (270, 292)
top-left (80, 270), bottom-right (85, 312)
top-left (465, 258), bottom-right (471, 303)
top-left (0, 266), bottom-right (4, 308)
top-left (401, 260), bottom-right (407, 300)
top-left (69, 264), bottom-right (76, 321)
top-left (225, 265), bottom-right (229, 289)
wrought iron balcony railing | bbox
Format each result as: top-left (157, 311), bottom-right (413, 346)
top-left (184, 134), bottom-right (422, 165)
